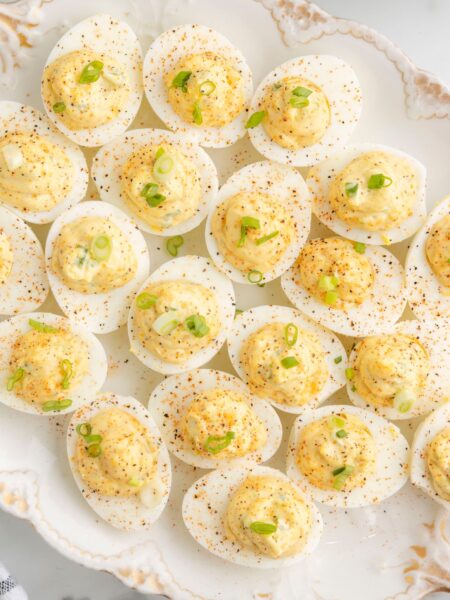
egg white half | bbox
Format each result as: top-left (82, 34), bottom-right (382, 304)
top-left (0, 312), bottom-right (107, 416)
top-left (45, 200), bottom-right (150, 334)
top-left (182, 465), bottom-right (323, 568)
top-left (148, 368), bottom-right (282, 469)
top-left (67, 392), bottom-right (171, 530)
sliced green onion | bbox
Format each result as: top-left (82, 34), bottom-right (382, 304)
top-left (29, 319), bottom-right (58, 333)
top-left (345, 182), bottom-right (359, 198)
top-left (141, 182), bottom-right (165, 207)
top-left (334, 355), bottom-right (342, 364)
top-left (6, 368), bottom-right (24, 391)
top-left (84, 434), bottom-right (103, 444)
top-left (171, 70), bottom-right (191, 92)
top-left (447, 258), bottom-right (450, 264)
top-left (204, 431), bottom-right (235, 454)
top-left (353, 242), bottom-right (366, 254)
top-left (345, 367), bottom-right (355, 381)
top-left (247, 270), bottom-right (263, 284)
top-left (76, 423), bottom-right (92, 437)
top-left (292, 86), bottom-right (312, 98)
top-left (87, 443), bottom-right (102, 457)
top-left (193, 101), bottom-right (202, 125)
top-left (238, 216), bottom-right (260, 247)
top-left (289, 96), bottom-right (309, 108)
top-left (249, 521), bottom-right (277, 535)
top-left (53, 102), bottom-right (66, 114)
top-left (330, 415), bottom-right (346, 429)
top-left (166, 235), bottom-right (184, 257)
top-left (325, 290), bottom-right (339, 305)
top-left (255, 230), bottom-right (279, 246)
top-left (336, 429), bottom-right (348, 439)
top-left (153, 154), bottom-right (174, 181)
top-left (184, 314), bottom-right (209, 338)
top-left (60, 359), bottom-right (72, 390)
top-left (318, 275), bottom-right (339, 292)
top-left (136, 292), bottom-right (157, 310)
top-left (281, 356), bottom-right (299, 369)
top-left (42, 399), bottom-right (72, 412)
top-left (155, 147), bottom-right (165, 160)
top-left (332, 465), bottom-right (354, 490)
top-left (245, 111), bottom-right (266, 129)
top-left (367, 173), bottom-right (393, 190)
top-left (272, 82), bottom-right (282, 91)
top-left (394, 388), bottom-right (415, 414)
top-left (284, 323), bottom-right (298, 347)
top-left (199, 80), bottom-right (216, 95)
top-left (90, 235), bottom-right (112, 262)
top-left (152, 311), bottom-right (180, 335)
top-left (79, 60), bottom-right (103, 84)
top-left (235, 309), bottom-right (244, 318)
top-left (128, 478), bottom-right (142, 487)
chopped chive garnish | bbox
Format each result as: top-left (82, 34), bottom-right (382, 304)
top-left (325, 290), bottom-right (339, 305)
top-left (53, 102), bottom-right (66, 114)
top-left (318, 275), bottom-right (339, 292)
top-left (255, 230), bottom-right (279, 246)
top-left (238, 216), bottom-right (260, 247)
top-left (336, 429), bottom-right (348, 438)
top-left (249, 521), bottom-right (277, 535)
top-left (245, 111), bottom-right (266, 129)
top-left (87, 443), bottom-right (102, 457)
top-left (247, 270), bottom-right (263, 284)
top-left (332, 465), bottom-right (354, 490)
top-left (79, 60), bottom-right (103, 84)
top-left (193, 101), bottom-right (202, 125)
top-left (184, 314), bottom-right (209, 338)
top-left (292, 86), bottom-right (312, 98)
top-left (330, 416), bottom-right (346, 428)
top-left (76, 423), bottom-right (91, 437)
top-left (368, 173), bottom-right (393, 189)
top-left (141, 182), bottom-right (165, 207)
top-left (235, 309), bottom-right (243, 318)
top-left (281, 356), bottom-right (299, 369)
top-left (60, 359), bottom-right (72, 390)
top-left (353, 242), bottom-right (366, 254)
top-left (272, 82), bottom-right (282, 91)
top-left (42, 398), bottom-right (72, 412)
top-left (334, 355), bottom-right (342, 364)
top-left (204, 431), bottom-right (235, 454)
top-left (29, 319), bottom-right (58, 333)
top-left (166, 235), bottom-right (184, 257)
top-left (136, 292), bottom-right (158, 310)
top-left (284, 323), bottom-right (298, 347)
top-left (128, 478), bottom-right (142, 487)
top-left (345, 182), bottom-right (358, 198)
top-left (351, 385), bottom-right (356, 392)
top-left (199, 80), bottom-right (216, 96)
top-left (332, 466), bottom-right (346, 476)
top-left (172, 70), bottom-right (191, 92)
top-left (345, 367), bottom-right (355, 381)
top-left (289, 96), bottom-right (309, 108)
top-left (90, 235), bottom-right (112, 261)
top-left (6, 367), bottom-right (24, 391)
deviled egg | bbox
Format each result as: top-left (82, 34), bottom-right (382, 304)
top-left (0, 312), bottom-right (107, 415)
top-left (228, 305), bottom-right (346, 414)
top-left (309, 143), bottom-right (426, 245)
top-left (183, 465), bottom-right (322, 567)
top-left (92, 128), bottom-right (218, 236)
top-left (281, 236), bottom-right (407, 336)
top-left (143, 24), bottom-right (253, 148)
top-left (41, 15), bottom-right (143, 147)
top-left (205, 161), bottom-right (311, 284)
top-left (148, 368), bottom-right (282, 468)
top-left (46, 201), bottom-right (150, 334)
top-left (128, 255), bottom-right (235, 374)
top-left (67, 393), bottom-right (171, 530)
top-left (0, 101), bottom-right (88, 223)
top-left (411, 402), bottom-right (450, 510)
top-left (286, 404), bottom-right (409, 508)
top-left (0, 206), bottom-right (49, 315)
top-left (406, 194), bottom-right (450, 320)
top-left (247, 55), bottom-right (362, 166)
top-left (347, 319), bottom-right (450, 420)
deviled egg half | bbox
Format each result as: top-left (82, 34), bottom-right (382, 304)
top-left (247, 55), bottom-right (362, 166)
top-left (205, 161), bottom-right (311, 285)
top-left (148, 368), bottom-right (282, 469)
top-left (143, 24), bottom-right (253, 148)
top-left (411, 402), bottom-right (450, 510)
top-left (346, 319), bottom-right (450, 420)
top-left (406, 194), bottom-right (450, 320)
top-left (281, 236), bottom-right (407, 337)
top-left (46, 201), bottom-right (150, 334)
top-left (309, 143), bottom-right (426, 245)
top-left (67, 393), bottom-right (171, 530)
top-left (286, 405), bottom-right (409, 508)
top-left (128, 255), bottom-right (235, 375)
top-left (183, 465), bottom-right (323, 567)
top-left (0, 206), bottom-right (49, 315)
top-left (41, 14), bottom-right (143, 147)
top-left (92, 128), bottom-right (218, 236)
top-left (0, 312), bottom-right (107, 415)
top-left (0, 101), bottom-right (88, 224)
top-left (228, 305), bottom-right (346, 414)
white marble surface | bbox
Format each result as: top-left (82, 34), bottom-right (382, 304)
top-left (0, 1), bottom-right (449, 599)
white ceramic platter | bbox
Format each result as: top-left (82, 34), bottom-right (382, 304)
top-left (0, 1), bottom-right (450, 599)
